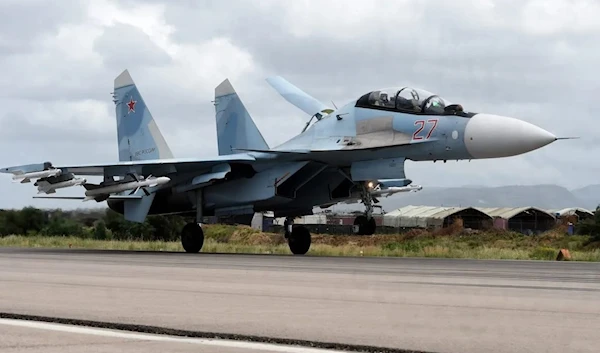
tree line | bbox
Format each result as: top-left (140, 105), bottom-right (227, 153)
top-left (1, 205), bottom-right (599, 242)
top-left (0, 207), bottom-right (187, 242)
top-left (576, 206), bottom-right (600, 238)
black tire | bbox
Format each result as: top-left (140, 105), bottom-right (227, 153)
top-left (288, 225), bottom-right (311, 255)
top-left (353, 215), bottom-right (376, 235)
top-left (181, 223), bottom-right (204, 253)
top-left (353, 215), bottom-right (368, 235)
top-left (365, 217), bottom-right (376, 235)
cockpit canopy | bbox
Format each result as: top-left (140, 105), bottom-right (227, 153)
top-left (355, 87), bottom-right (473, 117)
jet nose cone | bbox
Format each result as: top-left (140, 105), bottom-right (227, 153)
top-left (464, 113), bottom-right (556, 159)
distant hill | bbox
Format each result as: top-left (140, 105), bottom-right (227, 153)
top-left (328, 184), bottom-right (600, 213)
top-left (571, 185), bottom-right (600, 211)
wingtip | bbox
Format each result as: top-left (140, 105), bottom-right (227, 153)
top-left (114, 69), bottom-right (135, 89)
top-left (215, 78), bottom-right (235, 97)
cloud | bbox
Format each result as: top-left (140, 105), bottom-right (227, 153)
top-left (0, 0), bottom-right (598, 210)
top-left (0, 0), bottom-right (86, 54)
top-left (93, 23), bottom-right (172, 69)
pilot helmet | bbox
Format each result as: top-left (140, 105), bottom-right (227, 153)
top-left (380, 92), bottom-right (389, 102)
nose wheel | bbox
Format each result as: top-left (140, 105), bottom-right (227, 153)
top-left (353, 215), bottom-right (376, 235)
top-left (353, 183), bottom-right (377, 235)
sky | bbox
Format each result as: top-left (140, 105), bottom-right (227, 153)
top-left (0, 0), bottom-right (599, 210)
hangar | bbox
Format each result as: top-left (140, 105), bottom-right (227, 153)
top-left (548, 207), bottom-right (594, 222)
top-left (382, 205), bottom-right (493, 230)
top-left (477, 207), bottom-right (556, 233)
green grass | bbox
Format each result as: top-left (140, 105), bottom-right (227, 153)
top-left (1, 224), bottom-right (600, 261)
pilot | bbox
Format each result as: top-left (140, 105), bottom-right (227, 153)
top-left (396, 96), bottom-right (412, 111)
top-left (444, 104), bottom-right (464, 115)
top-left (409, 98), bottom-right (421, 112)
top-left (380, 92), bottom-right (390, 106)
top-left (396, 89), bottom-right (422, 113)
top-left (369, 91), bottom-right (382, 106)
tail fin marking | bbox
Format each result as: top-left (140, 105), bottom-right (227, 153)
top-left (113, 70), bottom-right (174, 162)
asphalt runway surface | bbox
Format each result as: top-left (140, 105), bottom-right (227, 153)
top-left (0, 248), bottom-right (599, 353)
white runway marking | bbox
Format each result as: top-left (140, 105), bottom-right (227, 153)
top-left (0, 318), bottom-right (350, 353)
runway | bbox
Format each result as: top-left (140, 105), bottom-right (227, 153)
top-left (0, 248), bottom-right (599, 353)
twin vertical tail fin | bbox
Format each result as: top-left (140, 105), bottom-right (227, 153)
top-left (214, 79), bottom-right (269, 155)
top-left (111, 70), bottom-right (168, 223)
top-left (113, 70), bottom-right (174, 161)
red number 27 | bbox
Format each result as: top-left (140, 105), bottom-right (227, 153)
top-left (412, 119), bottom-right (438, 140)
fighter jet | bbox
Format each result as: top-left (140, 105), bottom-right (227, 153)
top-left (1, 70), bottom-right (564, 255)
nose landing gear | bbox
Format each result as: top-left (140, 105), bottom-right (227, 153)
top-left (353, 183), bottom-right (377, 236)
top-left (354, 214), bottom-right (376, 235)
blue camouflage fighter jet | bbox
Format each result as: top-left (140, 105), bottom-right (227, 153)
top-left (1, 70), bottom-right (563, 255)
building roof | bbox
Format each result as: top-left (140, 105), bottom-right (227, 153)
top-left (383, 205), bottom-right (492, 228)
top-left (384, 205), bottom-right (476, 219)
top-left (546, 207), bottom-right (594, 217)
top-left (475, 207), bottom-right (556, 219)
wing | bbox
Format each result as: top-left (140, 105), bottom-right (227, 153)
top-left (9, 153), bottom-right (257, 177)
top-left (0, 153), bottom-right (258, 198)
top-left (266, 76), bottom-right (334, 118)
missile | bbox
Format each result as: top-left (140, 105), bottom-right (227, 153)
top-left (12, 169), bottom-right (61, 183)
top-left (370, 185), bottom-right (423, 198)
top-left (83, 175), bottom-right (170, 202)
top-left (36, 177), bottom-right (87, 194)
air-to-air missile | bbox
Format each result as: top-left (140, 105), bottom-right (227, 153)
top-left (83, 175), bottom-right (170, 201)
top-left (12, 168), bottom-right (61, 183)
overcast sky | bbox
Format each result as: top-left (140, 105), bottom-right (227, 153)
top-left (0, 0), bottom-right (599, 210)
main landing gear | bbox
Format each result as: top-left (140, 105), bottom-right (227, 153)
top-left (181, 222), bottom-right (204, 253)
top-left (284, 217), bottom-right (311, 255)
top-left (181, 190), bottom-right (205, 253)
top-left (353, 184), bottom-right (377, 236)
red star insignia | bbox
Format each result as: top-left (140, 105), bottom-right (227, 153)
top-left (126, 97), bottom-right (137, 113)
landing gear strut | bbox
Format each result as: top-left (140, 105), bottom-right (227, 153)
top-left (181, 189), bottom-right (205, 253)
top-left (284, 217), bottom-right (311, 255)
top-left (353, 183), bottom-right (377, 236)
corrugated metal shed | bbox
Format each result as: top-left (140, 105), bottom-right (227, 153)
top-left (383, 205), bottom-right (488, 228)
top-left (475, 207), bottom-right (557, 232)
top-left (547, 207), bottom-right (594, 217)
top-left (476, 207), bottom-right (556, 220)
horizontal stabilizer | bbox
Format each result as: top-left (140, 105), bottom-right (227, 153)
top-left (33, 195), bottom-right (144, 200)
top-left (123, 193), bottom-right (156, 223)
top-left (266, 76), bottom-right (333, 117)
